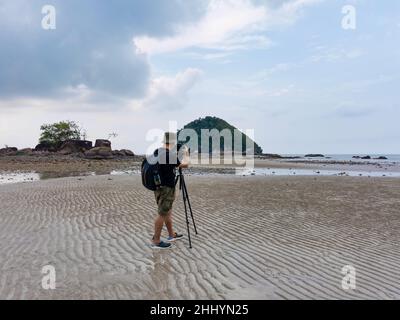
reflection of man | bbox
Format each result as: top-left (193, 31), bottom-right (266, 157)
top-left (152, 132), bottom-right (189, 249)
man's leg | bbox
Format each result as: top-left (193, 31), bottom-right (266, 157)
top-left (164, 210), bottom-right (174, 238)
top-left (153, 214), bottom-right (165, 244)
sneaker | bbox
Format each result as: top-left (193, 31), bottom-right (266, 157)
top-left (151, 241), bottom-right (172, 249)
top-left (166, 232), bottom-right (184, 242)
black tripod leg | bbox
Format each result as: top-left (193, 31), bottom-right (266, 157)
top-left (181, 184), bottom-right (192, 249)
top-left (182, 179), bottom-right (198, 235)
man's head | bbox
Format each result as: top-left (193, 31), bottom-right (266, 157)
top-left (162, 132), bottom-right (177, 149)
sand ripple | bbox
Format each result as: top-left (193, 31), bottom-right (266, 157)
top-left (0, 175), bottom-right (399, 299)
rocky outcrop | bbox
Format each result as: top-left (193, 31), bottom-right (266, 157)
top-left (361, 156), bottom-right (371, 160)
top-left (18, 148), bottom-right (33, 155)
top-left (305, 154), bottom-right (325, 158)
top-left (35, 142), bottom-right (62, 152)
top-left (84, 147), bottom-right (114, 159)
top-left (112, 149), bottom-right (135, 157)
top-left (0, 147), bottom-right (18, 156)
top-left (374, 156), bottom-right (388, 160)
top-left (5, 138), bottom-right (134, 160)
top-left (58, 140), bottom-right (93, 155)
top-left (261, 153), bottom-right (283, 159)
top-left (120, 149), bottom-right (135, 157)
top-left (95, 139), bottom-right (112, 148)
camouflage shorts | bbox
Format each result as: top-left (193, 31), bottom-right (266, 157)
top-left (154, 186), bottom-right (176, 216)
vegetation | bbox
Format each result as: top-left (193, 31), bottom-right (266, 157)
top-left (178, 116), bottom-right (263, 154)
top-left (39, 120), bottom-right (83, 147)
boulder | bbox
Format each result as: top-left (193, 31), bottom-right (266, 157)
top-left (84, 147), bottom-right (114, 159)
top-left (35, 141), bottom-right (62, 152)
top-left (352, 156), bottom-right (361, 159)
top-left (95, 139), bottom-right (112, 149)
top-left (112, 149), bottom-right (135, 157)
top-left (120, 149), bottom-right (135, 157)
top-left (112, 150), bottom-right (126, 156)
top-left (305, 154), bottom-right (325, 158)
top-left (374, 156), bottom-right (388, 160)
top-left (58, 140), bottom-right (93, 155)
top-left (361, 156), bottom-right (371, 160)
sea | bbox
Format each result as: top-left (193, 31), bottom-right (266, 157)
top-left (281, 154), bottom-right (400, 164)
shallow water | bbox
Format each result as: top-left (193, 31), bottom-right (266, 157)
top-left (0, 172), bottom-right (40, 184)
top-left (2, 166), bottom-right (400, 185)
top-left (282, 154), bottom-right (400, 164)
top-left (236, 167), bottom-right (400, 178)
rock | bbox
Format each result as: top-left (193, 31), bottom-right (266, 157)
top-left (58, 140), bottom-right (93, 155)
top-left (0, 147), bottom-right (18, 156)
top-left (305, 154), bottom-right (325, 158)
top-left (352, 156), bottom-right (361, 159)
top-left (261, 153), bottom-right (282, 159)
top-left (35, 141), bottom-right (62, 152)
top-left (374, 156), bottom-right (388, 160)
top-left (112, 150), bottom-right (126, 156)
top-left (95, 139), bottom-right (112, 149)
top-left (17, 148), bottom-right (33, 155)
top-left (120, 149), bottom-right (135, 157)
top-left (112, 149), bottom-right (135, 157)
top-left (361, 156), bottom-right (371, 160)
top-left (84, 147), bottom-right (114, 159)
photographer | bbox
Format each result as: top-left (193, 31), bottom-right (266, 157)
top-left (152, 132), bottom-right (189, 249)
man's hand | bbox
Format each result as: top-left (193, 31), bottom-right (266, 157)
top-left (179, 163), bottom-right (189, 169)
top-left (178, 145), bottom-right (190, 169)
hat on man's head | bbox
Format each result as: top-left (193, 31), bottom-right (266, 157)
top-left (163, 132), bottom-right (177, 145)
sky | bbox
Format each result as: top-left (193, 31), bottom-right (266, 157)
top-left (0, 0), bottom-right (399, 154)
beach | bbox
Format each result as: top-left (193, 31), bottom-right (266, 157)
top-left (1, 174), bottom-right (399, 300)
top-left (2, 154), bottom-right (400, 185)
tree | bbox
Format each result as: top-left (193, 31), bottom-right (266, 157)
top-left (39, 121), bottom-right (82, 147)
top-left (178, 116), bottom-right (263, 154)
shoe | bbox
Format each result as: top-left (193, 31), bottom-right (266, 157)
top-left (166, 232), bottom-right (184, 242)
top-left (151, 241), bottom-right (172, 249)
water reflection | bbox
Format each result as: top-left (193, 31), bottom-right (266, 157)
top-left (0, 172), bottom-right (40, 185)
top-left (0, 169), bottom-right (142, 185)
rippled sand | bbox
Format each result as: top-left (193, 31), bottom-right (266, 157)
top-left (0, 175), bottom-right (399, 299)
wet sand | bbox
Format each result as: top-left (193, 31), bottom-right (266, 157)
top-left (2, 154), bottom-right (399, 178)
top-left (0, 175), bottom-right (400, 299)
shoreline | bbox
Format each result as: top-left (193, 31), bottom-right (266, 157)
top-left (1, 155), bottom-right (400, 185)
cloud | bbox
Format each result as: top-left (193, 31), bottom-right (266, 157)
top-left (0, 69), bottom-right (200, 114)
top-left (332, 102), bottom-right (376, 118)
top-left (134, 0), bottom-right (268, 54)
top-left (134, 0), bottom-right (322, 55)
top-left (131, 68), bottom-right (203, 110)
top-left (0, 0), bottom-right (204, 101)
top-left (0, 0), bottom-right (324, 104)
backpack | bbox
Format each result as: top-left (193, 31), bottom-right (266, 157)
top-left (141, 152), bottom-right (160, 191)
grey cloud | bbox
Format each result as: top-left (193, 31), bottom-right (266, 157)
top-left (0, 0), bottom-right (205, 101)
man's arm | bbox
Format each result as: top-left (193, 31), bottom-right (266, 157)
top-left (178, 148), bottom-right (190, 169)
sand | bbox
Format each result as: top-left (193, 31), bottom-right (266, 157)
top-left (0, 175), bottom-right (400, 300)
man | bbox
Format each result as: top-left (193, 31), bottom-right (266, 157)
top-left (152, 132), bottom-right (189, 249)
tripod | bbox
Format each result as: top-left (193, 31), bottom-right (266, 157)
top-left (175, 168), bottom-right (198, 248)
